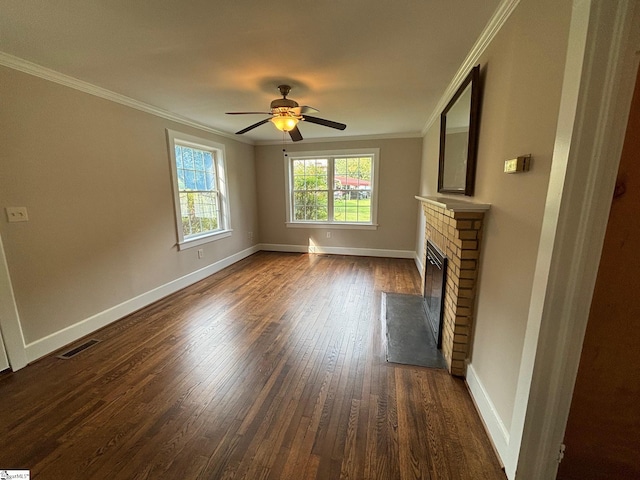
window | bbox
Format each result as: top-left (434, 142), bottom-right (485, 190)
top-left (285, 149), bottom-right (379, 228)
top-left (166, 130), bottom-right (231, 249)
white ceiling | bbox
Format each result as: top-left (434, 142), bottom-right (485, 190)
top-left (0, 0), bottom-right (501, 143)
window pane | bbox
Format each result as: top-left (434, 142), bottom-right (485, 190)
top-left (204, 152), bottom-right (215, 190)
top-left (293, 175), bottom-right (306, 191)
top-left (289, 153), bottom-right (374, 224)
top-left (333, 196), bottom-right (347, 221)
top-left (292, 159), bottom-right (329, 222)
top-left (317, 190), bottom-right (328, 221)
top-left (177, 167), bottom-right (186, 189)
top-left (357, 203), bottom-right (371, 222)
top-left (304, 206), bottom-right (314, 220)
top-left (176, 144), bottom-right (221, 237)
top-left (180, 191), bottom-right (219, 237)
top-left (182, 147), bottom-right (194, 169)
top-left (294, 206), bottom-right (305, 221)
top-left (332, 155), bottom-right (373, 223)
top-left (195, 170), bottom-right (206, 190)
top-left (175, 146), bottom-right (183, 169)
top-left (292, 159), bottom-right (328, 192)
top-left (293, 160), bottom-right (305, 175)
top-left (194, 149), bottom-right (205, 172)
top-left (293, 190), bottom-right (330, 221)
top-left (183, 168), bottom-right (196, 190)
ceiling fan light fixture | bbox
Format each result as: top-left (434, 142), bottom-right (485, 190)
top-left (227, 85), bottom-right (345, 141)
top-left (271, 116), bottom-right (299, 132)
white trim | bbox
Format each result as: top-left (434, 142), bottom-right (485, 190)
top-left (422, 0), bottom-right (521, 135)
top-left (285, 222), bottom-right (378, 230)
top-left (177, 230), bottom-right (233, 250)
top-left (0, 52), bottom-right (253, 145)
top-left (415, 208), bottom-right (426, 278)
top-left (413, 252), bottom-right (423, 278)
top-left (282, 148), bottom-right (380, 159)
top-left (166, 129), bottom-right (232, 247)
top-left (259, 244), bottom-right (309, 254)
top-left (0, 234), bottom-right (28, 370)
top-left (284, 148), bottom-right (380, 227)
top-left (466, 364), bottom-right (510, 463)
top-left (24, 245), bottom-right (260, 363)
top-left (415, 195), bottom-right (491, 212)
top-left (508, 1), bottom-right (640, 479)
top-left (259, 243), bottom-right (414, 259)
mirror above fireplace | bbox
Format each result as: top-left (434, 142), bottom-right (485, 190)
top-left (437, 65), bottom-right (481, 196)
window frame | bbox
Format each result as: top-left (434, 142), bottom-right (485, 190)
top-left (284, 148), bottom-right (380, 229)
top-left (166, 129), bottom-right (232, 250)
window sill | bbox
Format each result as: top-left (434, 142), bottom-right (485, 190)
top-left (285, 222), bottom-right (378, 230)
top-left (177, 229), bottom-right (233, 250)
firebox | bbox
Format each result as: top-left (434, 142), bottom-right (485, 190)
top-left (423, 240), bottom-right (447, 348)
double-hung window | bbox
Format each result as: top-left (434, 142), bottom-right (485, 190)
top-left (285, 149), bottom-right (379, 228)
top-left (167, 130), bottom-right (231, 249)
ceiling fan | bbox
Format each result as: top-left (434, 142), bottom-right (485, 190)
top-left (226, 85), bottom-right (346, 142)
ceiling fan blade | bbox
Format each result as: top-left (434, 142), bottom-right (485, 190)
top-left (226, 111), bottom-right (271, 115)
top-left (290, 106), bottom-right (319, 116)
top-left (236, 118), bottom-right (271, 135)
top-left (300, 106), bottom-right (319, 114)
top-left (303, 115), bottom-right (347, 131)
top-left (289, 126), bottom-right (303, 142)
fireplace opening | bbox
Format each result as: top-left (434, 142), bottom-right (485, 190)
top-left (423, 240), bottom-right (447, 348)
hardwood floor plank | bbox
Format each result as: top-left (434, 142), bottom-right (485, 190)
top-left (0, 252), bottom-right (504, 480)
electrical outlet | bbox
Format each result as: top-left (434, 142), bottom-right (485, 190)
top-left (248, 231), bottom-right (253, 241)
top-left (197, 248), bottom-right (204, 259)
top-left (326, 232), bottom-right (332, 238)
top-left (6, 206), bottom-right (29, 222)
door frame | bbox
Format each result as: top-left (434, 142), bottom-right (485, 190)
top-left (507, 1), bottom-right (640, 478)
top-left (0, 233), bottom-right (28, 370)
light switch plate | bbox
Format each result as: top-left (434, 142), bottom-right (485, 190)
top-left (504, 155), bottom-right (531, 174)
top-left (6, 207), bottom-right (29, 222)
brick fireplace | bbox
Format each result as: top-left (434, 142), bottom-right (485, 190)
top-left (416, 196), bottom-right (490, 377)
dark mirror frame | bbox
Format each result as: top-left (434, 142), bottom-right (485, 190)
top-left (437, 65), bottom-right (481, 196)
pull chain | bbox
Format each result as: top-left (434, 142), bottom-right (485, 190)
top-left (282, 130), bottom-right (288, 157)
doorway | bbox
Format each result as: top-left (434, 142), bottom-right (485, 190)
top-left (557, 63), bottom-right (640, 479)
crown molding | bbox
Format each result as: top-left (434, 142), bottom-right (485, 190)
top-left (255, 131), bottom-right (423, 146)
top-left (0, 52), bottom-right (255, 145)
top-left (421, 0), bottom-right (521, 135)
top-left (0, 52), bottom-right (423, 147)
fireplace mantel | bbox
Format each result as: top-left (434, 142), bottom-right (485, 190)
top-left (416, 195), bottom-right (490, 376)
top-left (415, 195), bottom-right (491, 212)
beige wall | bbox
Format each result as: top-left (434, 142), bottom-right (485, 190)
top-left (256, 138), bottom-right (422, 252)
top-left (419, 0), bottom-right (572, 430)
top-left (0, 65), bottom-right (420, 358)
top-left (0, 66), bottom-right (258, 346)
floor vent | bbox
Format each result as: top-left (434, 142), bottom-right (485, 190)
top-left (57, 339), bottom-right (101, 359)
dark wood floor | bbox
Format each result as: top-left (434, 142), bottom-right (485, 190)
top-left (0, 252), bottom-right (505, 479)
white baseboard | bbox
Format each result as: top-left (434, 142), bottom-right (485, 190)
top-left (24, 245), bottom-right (260, 363)
top-left (259, 243), bottom-right (415, 259)
top-left (414, 252), bottom-right (423, 275)
top-left (466, 363), bottom-right (510, 468)
top-left (22, 243), bottom-right (414, 364)
top-left (259, 243), bottom-right (308, 254)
